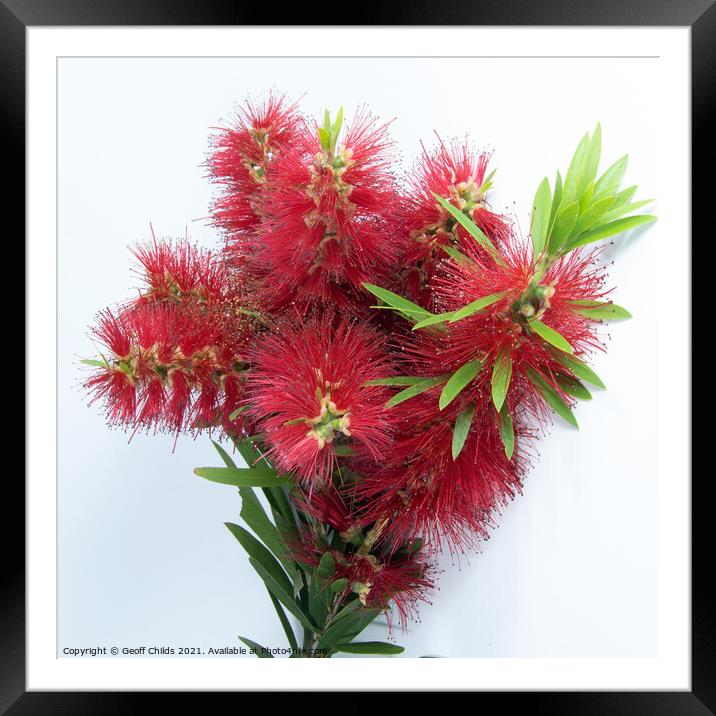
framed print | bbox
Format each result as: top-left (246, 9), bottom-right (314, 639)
top-left (10, 1), bottom-right (707, 711)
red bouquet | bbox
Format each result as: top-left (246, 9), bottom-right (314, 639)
top-left (83, 92), bottom-right (655, 657)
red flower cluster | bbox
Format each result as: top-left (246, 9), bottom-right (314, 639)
top-left (84, 96), bottom-right (648, 636)
top-left (86, 237), bottom-right (253, 436)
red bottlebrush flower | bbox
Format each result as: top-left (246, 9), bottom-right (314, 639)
top-left (424, 234), bottom-right (609, 391)
top-left (290, 530), bottom-right (434, 633)
top-left (356, 385), bottom-right (534, 552)
top-left (399, 137), bottom-right (511, 309)
top-left (208, 92), bottom-right (301, 265)
top-left (251, 109), bottom-right (404, 312)
top-left (129, 233), bottom-right (233, 308)
top-left (246, 316), bottom-right (399, 491)
top-left (85, 240), bottom-right (256, 437)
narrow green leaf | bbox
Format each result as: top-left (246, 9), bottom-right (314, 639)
top-left (432, 194), bottom-right (503, 263)
top-left (549, 200), bottom-right (579, 251)
top-left (317, 552), bottom-right (336, 579)
top-left (549, 170), bottom-right (563, 233)
top-left (80, 358), bottom-right (108, 368)
top-left (599, 198), bottom-right (655, 223)
top-left (317, 127), bottom-right (331, 150)
top-left (579, 123), bottom-right (602, 198)
top-left (364, 376), bottom-right (427, 387)
top-left (266, 590), bottom-right (299, 652)
top-left (385, 375), bottom-right (449, 408)
top-left (249, 557), bottom-right (320, 633)
top-left (565, 214), bottom-right (656, 251)
top-left (334, 641), bottom-right (405, 655)
top-left (529, 319), bottom-right (573, 353)
top-left (611, 184), bottom-right (638, 208)
top-left (530, 177), bottom-right (552, 257)
top-left (550, 351), bottom-right (606, 389)
top-left (573, 196), bottom-right (617, 235)
top-left (363, 283), bottom-right (432, 322)
top-left (225, 522), bottom-right (293, 595)
top-left (229, 406), bottom-right (249, 421)
top-left (497, 404), bottom-right (515, 460)
top-left (239, 636), bottom-right (274, 657)
top-left (412, 312), bottom-right (455, 330)
top-left (562, 132), bottom-right (590, 205)
top-left (567, 300), bottom-right (632, 321)
top-left (452, 403), bottom-right (476, 460)
top-left (194, 466), bottom-right (291, 488)
top-left (318, 607), bottom-right (381, 650)
top-left (332, 444), bottom-right (355, 457)
top-left (332, 106), bottom-right (344, 144)
top-left (491, 348), bottom-right (513, 412)
top-left (593, 154), bottom-right (628, 199)
top-left (331, 577), bottom-right (349, 593)
top-left (449, 292), bottom-right (506, 323)
top-left (526, 368), bottom-right (579, 429)
top-left (477, 167), bottom-right (497, 195)
top-left (439, 359), bottom-right (483, 410)
top-left (556, 374), bottom-right (592, 401)
top-left (439, 243), bottom-right (474, 265)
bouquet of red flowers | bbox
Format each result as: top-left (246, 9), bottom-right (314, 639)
top-left (82, 93), bottom-right (655, 657)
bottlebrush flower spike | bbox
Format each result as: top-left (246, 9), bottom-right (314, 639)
top-left (399, 137), bottom-right (511, 308)
top-left (208, 92), bottom-right (301, 265)
top-left (290, 529), bottom-right (434, 633)
top-left (84, 239), bottom-right (256, 436)
top-left (246, 315), bottom-right (399, 490)
top-left (251, 107), bottom-right (404, 312)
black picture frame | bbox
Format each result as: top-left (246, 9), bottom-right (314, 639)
top-left (7, 1), bottom-right (705, 711)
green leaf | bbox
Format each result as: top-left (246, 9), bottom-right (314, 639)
top-left (451, 402), bottom-right (476, 460)
top-left (550, 351), bottom-right (606, 390)
top-left (363, 283), bottom-right (432, 322)
top-left (491, 348), bottom-right (513, 412)
top-left (80, 358), bottom-right (108, 368)
top-left (497, 404), bottom-right (515, 460)
top-left (593, 154), bottom-right (628, 199)
top-left (317, 607), bottom-right (381, 650)
top-left (579, 123), bottom-right (602, 198)
top-left (439, 359), bottom-right (483, 410)
top-left (529, 319), bottom-right (573, 353)
top-left (334, 641), bottom-right (405, 655)
top-left (564, 214), bottom-right (656, 251)
top-left (331, 577), bottom-right (349, 593)
top-left (449, 292), bottom-right (506, 323)
top-left (566, 300), bottom-right (632, 321)
top-left (249, 557), bottom-right (320, 633)
top-left (364, 376), bottom-right (427, 387)
top-left (239, 636), bottom-right (273, 658)
top-left (611, 184), bottom-right (638, 208)
top-left (549, 171), bottom-right (563, 233)
top-left (266, 590), bottom-right (299, 651)
top-left (194, 466), bottom-right (291, 488)
top-left (526, 368), bottom-right (579, 429)
top-left (556, 374), bottom-right (592, 401)
top-left (549, 200), bottom-right (579, 251)
top-left (317, 127), bottom-right (331, 150)
top-left (599, 198), bottom-right (655, 223)
top-left (225, 522), bottom-right (293, 596)
top-left (573, 196), bottom-right (617, 235)
top-left (228, 406), bottom-right (249, 421)
top-left (530, 177), bottom-right (552, 257)
top-left (332, 444), bottom-right (355, 457)
top-left (477, 167), bottom-right (497, 195)
top-left (317, 552), bottom-right (336, 579)
top-left (385, 375), bottom-right (449, 408)
top-left (332, 106), bottom-right (344, 144)
top-left (562, 132), bottom-right (590, 205)
top-left (412, 312), bottom-right (456, 330)
top-left (432, 194), bottom-right (502, 263)
top-left (439, 243), bottom-right (474, 266)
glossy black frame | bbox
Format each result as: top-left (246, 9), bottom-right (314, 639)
top-left (7, 0), bottom-right (706, 710)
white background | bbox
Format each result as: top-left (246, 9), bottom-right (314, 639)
top-left (30, 27), bottom-right (689, 689)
